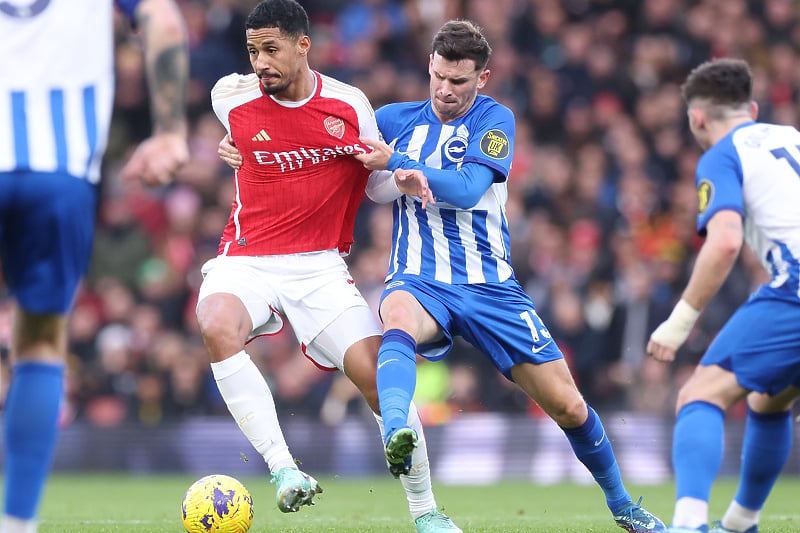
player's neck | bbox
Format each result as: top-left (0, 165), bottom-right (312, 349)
top-left (271, 67), bottom-right (316, 103)
top-left (708, 115), bottom-right (752, 146)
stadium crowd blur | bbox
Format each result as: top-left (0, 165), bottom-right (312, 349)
top-left (2, 0), bottom-right (797, 430)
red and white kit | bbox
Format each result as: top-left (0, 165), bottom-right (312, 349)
top-left (211, 70), bottom-right (379, 256)
top-left (202, 70), bottom-right (383, 367)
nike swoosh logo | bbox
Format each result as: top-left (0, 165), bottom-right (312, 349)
top-left (378, 358), bottom-right (399, 369)
top-left (594, 432), bottom-right (606, 447)
top-left (531, 340), bottom-right (553, 354)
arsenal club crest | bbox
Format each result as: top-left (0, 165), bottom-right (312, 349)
top-left (324, 116), bottom-right (345, 139)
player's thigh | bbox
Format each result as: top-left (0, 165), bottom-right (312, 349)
top-left (306, 304), bottom-right (382, 375)
top-left (380, 276), bottom-right (453, 360)
top-left (280, 253), bottom-right (381, 372)
top-left (456, 280), bottom-right (563, 378)
top-left (380, 289), bottom-right (441, 342)
top-left (676, 363), bottom-right (747, 412)
top-left (747, 386), bottom-right (800, 414)
top-left (197, 256), bottom-right (281, 343)
top-left (701, 292), bottom-right (800, 395)
top-left (0, 171), bottom-right (98, 314)
top-left (510, 359), bottom-right (587, 425)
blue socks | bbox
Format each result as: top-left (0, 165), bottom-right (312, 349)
top-left (735, 407), bottom-right (792, 510)
top-left (673, 400), bottom-right (725, 501)
top-left (376, 329), bottom-right (417, 440)
top-left (3, 361), bottom-right (64, 520)
top-left (562, 405), bottom-right (631, 513)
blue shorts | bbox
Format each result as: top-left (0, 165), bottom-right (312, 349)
top-left (701, 285), bottom-right (800, 395)
top-left (0, 171), bottom-right (98, 313)
top-left (380, 275), bottom-right (564, 380)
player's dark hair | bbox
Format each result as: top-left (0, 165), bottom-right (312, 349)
top-left (246, 0), bottom-right (309, 40)
top-left (432, 20), bottom-right (492, 71)
top-left (681, 58), bottom-right (752, 107)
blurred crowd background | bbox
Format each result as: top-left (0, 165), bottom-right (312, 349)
top-left (2, 0), bottom-right (799, 431)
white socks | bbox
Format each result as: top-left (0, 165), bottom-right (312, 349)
top-left (213, 350), bottom-right (439, 520)
top-left (0, 516), bottom-right (37, 533)
top-left (721, 500), bottom-right (759, 532)
top-left (211, 350), bottom-right (295, 473)
top-left (374, 402), bottom-right (437, 520)
top-left (672, 497), bottom-right (709, 529)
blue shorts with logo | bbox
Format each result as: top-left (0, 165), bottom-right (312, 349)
top-left (0, 171), bottom-right (98, 313)
top-left (701, 284), bottom-right (800, 395)
top-left (380, 274), bottom-right (563, 380)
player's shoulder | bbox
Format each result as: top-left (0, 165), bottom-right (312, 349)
top-left (731, 121), bottom-right (800, 147)
top-left (375, 100), bottom-right (427, 120)
top-left (318, 72), bottom-right (373, 113)
top-left (472, 94), bottom-right (514, 120)
top-left (211, 73), bottom-right (260, 102)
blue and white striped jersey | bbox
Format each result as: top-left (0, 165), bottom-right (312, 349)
top-left (697, 121), bottom-right (800, 298)
top-left (0, 1), bottom-right (137, 183)
top-left (377, 95), bottom-right (516, 284)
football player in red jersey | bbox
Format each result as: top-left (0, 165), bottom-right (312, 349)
top-left (196, 1), bottom-right (458, 531)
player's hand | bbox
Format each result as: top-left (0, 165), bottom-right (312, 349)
top-left (120, 131), bottom-right (188, 186)
top-left (218, 134), bottom-right (242, 169)
top-left (395, 169), bottom-right (436, 209)
top-left (646, 299), bottom-right (700, 363)
top-left (355, 137), bottom-right (393, 170)
top-left (646, 332), bottom-right (679, 363)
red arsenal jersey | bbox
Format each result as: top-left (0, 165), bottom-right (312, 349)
top-left (211, 70), bottom-right (377, 256)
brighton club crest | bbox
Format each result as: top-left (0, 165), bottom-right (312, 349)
top-left (324, 116), bottom-right (345, 139)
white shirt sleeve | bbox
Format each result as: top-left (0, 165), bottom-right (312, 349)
top-left (365, 170), bottom-right (402, 203)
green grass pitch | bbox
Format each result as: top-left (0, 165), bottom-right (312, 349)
top-left (19, 474), bottom-right (800, 532)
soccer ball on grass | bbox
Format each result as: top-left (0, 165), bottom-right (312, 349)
top-left (181, 474), bottom-right (254, 533)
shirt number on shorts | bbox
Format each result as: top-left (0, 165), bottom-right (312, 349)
top-left (519, 309), bottom-right (552, 351)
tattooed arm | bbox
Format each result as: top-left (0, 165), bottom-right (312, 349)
top-left (120, 0), bottom-right (190, 186)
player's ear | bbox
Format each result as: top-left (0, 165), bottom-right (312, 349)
top-left (476, 68), bottom-right (490, 89)
top-left (298, 34), bottom-right (311, 56)
top-left (687, 107), bottom-right (704, 131)
top-left (750, 100), bottom-right (758, 120)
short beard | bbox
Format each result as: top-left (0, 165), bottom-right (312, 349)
top-left (260, 78), bottom-right (289, 95)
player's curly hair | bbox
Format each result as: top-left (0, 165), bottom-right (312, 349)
top-left (432, 20), bottom-right (492, 72)
top-left (246, 0), bottom-right (309, 40)
top-left (681, 58), bottom-right (752, 108)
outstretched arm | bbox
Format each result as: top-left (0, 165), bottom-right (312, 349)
top-left (648, 209), bottom-right (744, 362)
top-left (366, 169), bottom-right (435, 209)
top-left (356, 136), bottom-right (496, 209)
top-left (120, 0), bottom-right (190, 186)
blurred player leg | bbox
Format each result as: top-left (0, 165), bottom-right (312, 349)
top-left (1, 173), bottom-right (97, 533)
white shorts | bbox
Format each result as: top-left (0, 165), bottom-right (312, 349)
top-left (197, 250), bottom-right (381, 370)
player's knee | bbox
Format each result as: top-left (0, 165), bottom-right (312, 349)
top-left (15, 311), bottom-right (67, 360)
top-left (196, 296), bottom-right (248, 343)
top-left (544, 394), bottom-right (587, 428)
